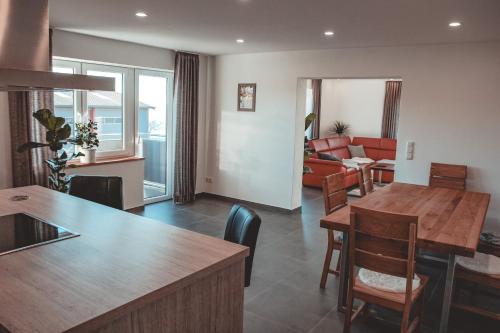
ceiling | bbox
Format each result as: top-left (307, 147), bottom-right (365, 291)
top-left (49, 0), bottom-right (500, 55)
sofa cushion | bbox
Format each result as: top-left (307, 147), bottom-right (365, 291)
top-left (327, 136), bottom-right (351, 149)
top-left (309, 138), bottom-right (329, 153)
top-left (352, 137), bottom-right (381, 149)
top-left (317, 152), bottom-right (341, 162)
top-left (348, 145), bottom-right (367, 158)
top-left (380, 138), bottom-right (397, 151)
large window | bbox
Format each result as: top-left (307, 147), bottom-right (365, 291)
top-left (53, 58), bottom-right (175, 202)
top-left (53, 59), bottom-right (136, 158)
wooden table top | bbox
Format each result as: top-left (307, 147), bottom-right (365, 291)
top-left (0, 186), bottom-right (249, 333)
top-left (321, 182), bottom-right (490, 257)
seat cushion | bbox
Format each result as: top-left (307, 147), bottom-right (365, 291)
top-left (457, 252), bottom-right (500, 275)
top-left (358, 268), bottom-right (421, 293)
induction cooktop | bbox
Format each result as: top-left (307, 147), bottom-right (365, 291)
top-left (0, 213), bottom-right (79, 256)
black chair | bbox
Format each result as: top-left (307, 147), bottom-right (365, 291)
top-left (224, 204), bottom-right (261, 287)
top-left (68, 175), bottom-right (124, 210)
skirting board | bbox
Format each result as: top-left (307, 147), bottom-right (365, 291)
top-left (196, 192), bottom-right (302, 214)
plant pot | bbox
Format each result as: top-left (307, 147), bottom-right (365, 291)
top-left (80, 149), bottom-right (97, 164)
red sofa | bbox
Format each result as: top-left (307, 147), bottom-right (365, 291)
top-left (303, 136), bottom-right (397, 188)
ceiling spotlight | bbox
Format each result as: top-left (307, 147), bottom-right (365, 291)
top-left (324, 31), bottom-right (335, 36)
top-left (449, 22), bottom-right (461, 27)
top-left (135, 12), bottom-right (148, 17)
top-left (236, 39), bottom-right (245, 43)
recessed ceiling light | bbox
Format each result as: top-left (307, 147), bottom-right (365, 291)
top-left (236, 39), bottom-right (245, 43)
top-left (449, 22), bottom-right (461, 27)
top-left (324, 31), bottom-right (335, 36)
top-left (135, 12), bottom-right (148, 17)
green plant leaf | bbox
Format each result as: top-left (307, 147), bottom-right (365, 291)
top-left (305, 113), bottom-right (317, 131)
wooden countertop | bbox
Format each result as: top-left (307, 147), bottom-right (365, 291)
top-left (0, 186), bottom-right (249, 333)
top-left (321, 182), bottom-right (490, 257)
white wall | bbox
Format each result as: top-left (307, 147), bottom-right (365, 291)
top-left (210, 42), bottom-right (500, 233)
top-left (65, 161), bottom-right (144, 210)
top-left (319, 79), bottom-right (387, 138)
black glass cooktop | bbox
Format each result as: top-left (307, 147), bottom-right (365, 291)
top-left (0, 213), bottom-right (79, 256)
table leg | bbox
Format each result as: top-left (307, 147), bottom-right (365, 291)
top-left (378, 170), bottom-right (383, 186)
top-left (337, 231), bottom-right (349, 312)
top-left (439, 254), bottom-right (456, 333)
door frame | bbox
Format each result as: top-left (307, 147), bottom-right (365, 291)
top-left (135, 69), bottom-right (175, 204)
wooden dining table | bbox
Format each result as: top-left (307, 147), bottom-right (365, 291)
top-left (320, 182), bottom-right (490, 333)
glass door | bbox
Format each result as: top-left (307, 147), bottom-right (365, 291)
top-left (136, 69), bottom-right (174, 203)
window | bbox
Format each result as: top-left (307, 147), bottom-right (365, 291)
top-left (53, 59), bottom-right (135, 158)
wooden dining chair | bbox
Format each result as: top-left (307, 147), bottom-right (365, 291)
top-left (358, 165), bottom-right (374, 197)
top-left (344, 206), bottom-right (429, 333)
top-left (320, 172), bottom-right (348, 288)
top-left (452, 240), bottom-right (500, 321)
top-left (429, 162), bottom-right (467, 190)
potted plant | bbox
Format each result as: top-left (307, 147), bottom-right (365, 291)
top-left (74, 120), bottom-right (100, 164)
top-left (18, 109), bottom-right (83, 193)
top-left (331, 121), bottom-right (350, 136)
top-left (304, 113), bottom-right (317, 174)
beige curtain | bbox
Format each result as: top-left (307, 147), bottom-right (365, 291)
top-left (8, 29), bottom-right (53, 187)
top-left (173, 52), bottom-right (199, 204)
top-left (310, 79), bottom-right (322, 139)
top-left (381, 81), bottom-right (402, 139)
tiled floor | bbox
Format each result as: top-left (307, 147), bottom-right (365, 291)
top-left (134, 187), bottom-right (499, 333)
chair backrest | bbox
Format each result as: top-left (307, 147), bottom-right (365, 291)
top-left (68, 175), bottom-right (124, 210)
top-left (224, 204), bottom-right (261, 287)
top-left (348, 206), bottom-right (418, 298)
top-left (429, 162), bottom-right (467, 190)
top-left (322, 172), bottom-right (347, 215)
top-left (359, 165), bottom-right (374, 196)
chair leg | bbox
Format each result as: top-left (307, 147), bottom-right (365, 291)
top-left (336, 246), bottom-right (342, 274)
top-left (401, 304), bottom-right (411, 333)
top-left (343, 289), bottom-right (354, 333)
top-left (320, 230), bottom-right (334, 288)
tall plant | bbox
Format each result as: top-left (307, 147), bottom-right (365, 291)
top-left (18, 109), bottom-right (83, 193)
top-left (304, 113), bottom-right (317, 174)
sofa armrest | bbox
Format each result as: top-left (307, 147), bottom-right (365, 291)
top-left (304, 158), bottom-right (346, 176)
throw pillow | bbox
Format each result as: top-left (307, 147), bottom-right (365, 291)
top-left (317, 152), bottom-right (341, 162)
top-left (348, 145), bottom-right (367, 158)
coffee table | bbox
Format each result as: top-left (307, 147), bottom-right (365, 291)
top-left (371, 162), bottom-right (395, 185)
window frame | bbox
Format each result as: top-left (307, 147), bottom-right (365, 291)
top-left (82, 63), bottom-right (135, 158)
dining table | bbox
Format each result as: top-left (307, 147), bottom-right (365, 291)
top-left (320, 182), bottom-right (490, 333)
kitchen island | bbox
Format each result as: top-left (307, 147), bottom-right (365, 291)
top-left (0, 186), bottom-right (248, 333)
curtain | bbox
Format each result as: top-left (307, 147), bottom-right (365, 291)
top-left (173, 52), bottom-right (199, 204)
top-left (310, 79), bottom-right (322, 139)
top-left (381, 81), bottom-right (402, 139)
top-left (8, 29), bottom-right (53, 187)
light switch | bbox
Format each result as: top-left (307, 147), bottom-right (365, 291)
top-left (406, 141), bottom-right (415, 160)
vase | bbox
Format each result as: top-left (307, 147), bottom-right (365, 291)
top-left (80, 149), bottom-right (97, 164)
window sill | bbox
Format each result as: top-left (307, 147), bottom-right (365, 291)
top-left (68, 156), bottom-right (145, 169)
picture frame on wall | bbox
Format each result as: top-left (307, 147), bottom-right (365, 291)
top-left (237, 83), bottom-right (256, 112)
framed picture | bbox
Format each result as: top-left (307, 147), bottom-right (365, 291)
top-left (237, 83), bottom-right (256, 112)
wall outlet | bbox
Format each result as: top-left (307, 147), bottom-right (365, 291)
top-left (406, 141), bottom-right (415, 160)
top-left (205, 177), bottom-right (213, 184)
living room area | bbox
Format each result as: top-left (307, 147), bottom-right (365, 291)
top-left (301, 78), bottom-right (402, 195)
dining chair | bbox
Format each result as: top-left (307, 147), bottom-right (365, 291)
top-left (224, 204), bottom-right (261, 287)
top-left (358, 164), bottom-right (374, 197)
top-left (68, 175), bottom-right (124, 210)
top-left (344, 206), bottom-right (429, 333)
top-left (429, 162), bottom-right (467, 190)
top-left (320, 172), bottom-right (348, 288)
top-left (452, 239), bottom-right (500, 321)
